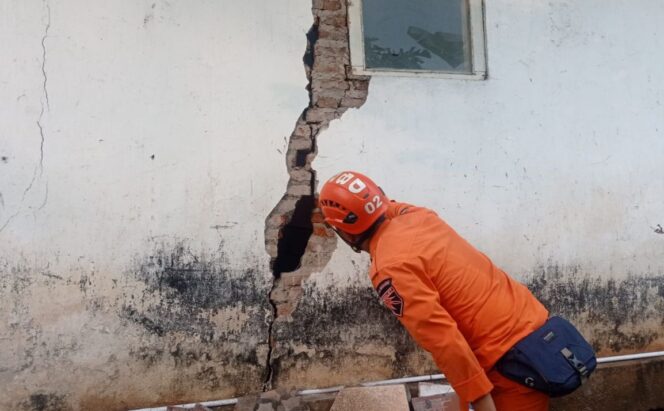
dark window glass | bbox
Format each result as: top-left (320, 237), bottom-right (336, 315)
top-left (362, 0), bottom-right (471, 73)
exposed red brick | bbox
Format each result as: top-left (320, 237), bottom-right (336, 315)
top-left (351, 80), bottom-right (370, 90)
top-left (313, 225), bottom-right (335, 238)
top-left (315, 38), bottom-right (348, 49)
top-left (346, 88), bottom-right (370, 99)
top-left (312, 79), bottom-right (350, 91)
top-left (289, 137), bottom-right (314, 150)
top-left (276, 303), bottom-right (293, 317)
top-left (293, 123), bottom-right (311, 138)
top-left (322, 0), bottom-right (342, 11)
top-left (315, 96), bottom-right (341, 108)
top-left (286, 183), bottom-right (311, 196)
top-left (311, 211), bottom-right (326, 223)
top-left (340, 97), bottom-right (366, 108)
top-left (265, 0), bottom-right (370, 344)
top-left (315, 47), bottom-right (349, 60)
top-left (305, 108), bottom-right (340, 123)
top-left (317, 14), bottom-right (346, 28)
top-left (313, 63), bottom-right (346, 75)
top-left (318, 26), bottom-right (347, 41)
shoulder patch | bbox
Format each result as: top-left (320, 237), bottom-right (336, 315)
top-left (376, 278), bottom-right (404, 317)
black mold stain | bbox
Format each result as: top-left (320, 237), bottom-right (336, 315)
top-left (122, 241), bottom-right (270, 338)
top-left (20, 393), bottom-right (69, 411)
top-left (1, 156), bottom-right (8, 163)
top-left (196, 366), bottom-right (220, 390)
top-left (169, 343), bottom-right (211, 367)
top-left (78, 273), bottom-right (91, 294)
top-left (525, 265), bottom-right (664, 352)
top-left (654, 224), bottom-right (664, 235)
top-left (129, 346), bottom-right (164, 368)
top-left (120, 240), bottom-right (272, 392)
top-left (271, 284), bottom-right (424, 383)
top-left (271, 266), bottom-right (664, 385)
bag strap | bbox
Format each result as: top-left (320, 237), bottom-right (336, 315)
top-left (561, 347), bottom-right (589, 378)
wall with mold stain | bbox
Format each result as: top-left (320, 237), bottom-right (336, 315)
top-left (1, 0), bottom-right (664, 409)
top-left (0, 0), bottom-right (313, 409)
top-left (311, 0), bottom-right (664, 370)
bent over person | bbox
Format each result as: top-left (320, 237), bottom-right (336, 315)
top-left (319, 171), bottom-right (551, 411)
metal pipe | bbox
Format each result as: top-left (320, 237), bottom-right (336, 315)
top-left (596, 350), bottom-right (664, 364)
top-left (360, 374), bottom-right (445, 387)
top-left (131, 398), bottom-right (238, 411)
top-left (130, 350), bottom-right (664, 410)
top-left (297, 385), bottom-right (346, 396)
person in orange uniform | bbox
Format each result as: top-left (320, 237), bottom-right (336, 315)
top-left (319, 171), bottom-right (550, 411)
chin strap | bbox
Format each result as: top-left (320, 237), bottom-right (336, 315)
top-left (345, 214), bottom-right (386, 253)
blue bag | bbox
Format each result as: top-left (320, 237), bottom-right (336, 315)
top-left (495, 316), bottom-right (597, 397)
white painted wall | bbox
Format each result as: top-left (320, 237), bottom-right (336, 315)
top-left (1, 0), bottom-right (310, 267)
top-left (316, 0), bottom-right (664, 279)
top-left (0, 0), bottom-right (311, 408)
top-left (2, 0), bottom-right (664, 408)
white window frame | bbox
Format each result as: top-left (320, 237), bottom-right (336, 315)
top-left (347, 0), bottom-right (488, 80)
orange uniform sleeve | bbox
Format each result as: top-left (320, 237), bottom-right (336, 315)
top-left (373, 261), bottom-right (493, 403)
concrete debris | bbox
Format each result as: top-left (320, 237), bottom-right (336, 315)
top-left (417, 382), bottom-right (455, 397)
top-left (236, 388), bottom-right (310, 411)
top-left (411, 393), bottom-right (461, 411)
top-left (232, 383), bottom-right (462, 411)
top-left (329, 385), bottom-right (410, 411)
top-left (300, 393), bottom-right (336, 411)
top-left (235, 394), bottom-right (261, 411)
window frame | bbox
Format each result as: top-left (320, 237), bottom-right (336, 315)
top-left (347, 0), bottom-right (488, 80)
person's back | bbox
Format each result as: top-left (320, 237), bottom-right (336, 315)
top-left (370, 201), bottom-right (549, 369)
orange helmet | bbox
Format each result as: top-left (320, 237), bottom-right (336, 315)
top-left (319, 171), bottom-right (388, 235)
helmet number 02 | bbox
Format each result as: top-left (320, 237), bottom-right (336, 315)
top-left (364, 195), bottom-right (383, 214)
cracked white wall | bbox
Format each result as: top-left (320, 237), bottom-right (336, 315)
top-left (2, 0), bottom-right (664, 409)
top-left (316, 0), bottom-right (664, 280)
top-left (0, 0), bottom-right (312, 409)
top-left (309, 0), bottom-right (664, 362)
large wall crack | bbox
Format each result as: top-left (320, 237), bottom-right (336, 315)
top-left (262, 0), bottom-right (371, 390)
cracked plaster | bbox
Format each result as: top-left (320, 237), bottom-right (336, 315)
top-left (262, 0), bottom-right (371, 391)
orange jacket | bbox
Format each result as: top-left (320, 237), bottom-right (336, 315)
top-left (369, 202), bottom-right (549, 403)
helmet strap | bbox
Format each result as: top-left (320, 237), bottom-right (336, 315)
top-left (343, 214), bottom-right (386, 253)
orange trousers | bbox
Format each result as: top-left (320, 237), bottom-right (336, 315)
top-left (460, 369), bottom-right (550, 411)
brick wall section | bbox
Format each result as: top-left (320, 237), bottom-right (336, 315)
top-left (265, 0), bottom-right (370, 319)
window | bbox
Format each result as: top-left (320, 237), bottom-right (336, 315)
top-left (348, 0), bottom-right (487, 79)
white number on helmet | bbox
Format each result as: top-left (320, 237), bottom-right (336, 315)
top-left (364, 195), bottom-right (383, 214)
